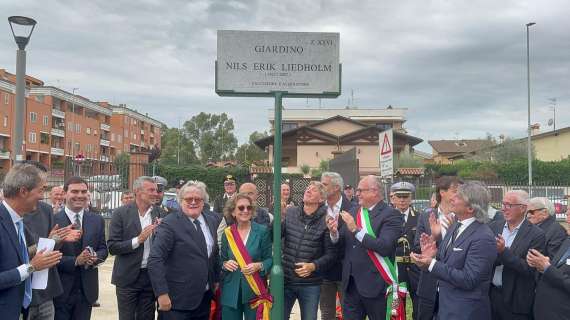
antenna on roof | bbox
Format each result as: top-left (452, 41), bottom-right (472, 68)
top-left (351, 89), bottom-right (354, 108)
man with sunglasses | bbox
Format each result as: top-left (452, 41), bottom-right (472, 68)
top-left (488, 190), bottom-right (545, 320)
top-left (390, 182), bottom-right (420, 320)
top-left (526, 197), bottom-right (566, 259)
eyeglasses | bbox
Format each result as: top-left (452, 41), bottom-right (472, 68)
top-left (502, 202), bottom-right (525, 209)
top-left (527, 208), bottom-right (545, 215)
top-left (356, 188), bottom-right (377, 193)
top-left (183, 197), bottom-right (203, 204)
top-left (237, 205), bottom-right (253, 212)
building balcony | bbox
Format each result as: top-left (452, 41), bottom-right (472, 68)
top-left (100, 139), bottom-right (110, 147)
top-left (100, 155), bottom-right (110, 162)
top-left (52, 108), bottom-right (65, 119)
top-left (140, 141), bottom-right (145, 148)
top-left (100, 123), bottom-right (111, 131)
top-left (0, 150), bottom-right (10, 159)
top-left (50, 128), bottom-right (65, 137)
top-left (50, 147), bottom-right (64, 156)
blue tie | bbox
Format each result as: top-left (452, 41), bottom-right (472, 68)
top-left (16, 220), bottom-right (32, 308)
top-left (558, 246), bottom-right (570, 267)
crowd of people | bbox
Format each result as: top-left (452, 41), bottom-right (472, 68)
top-left (1, 162), bottom-right (569, 320)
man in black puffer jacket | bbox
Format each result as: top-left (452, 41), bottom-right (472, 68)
top-left (283, 181), bottom-right (336, 320)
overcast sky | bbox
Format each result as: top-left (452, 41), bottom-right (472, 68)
top-left (1, 0), bottom-right (568, 153)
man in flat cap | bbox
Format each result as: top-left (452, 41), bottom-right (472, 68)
top-left (343, 184), bottom-right (358, 209)
top-left (213, 175), bottom-right (237, 215)
top-left (391, 181), bottom-right (421, 319)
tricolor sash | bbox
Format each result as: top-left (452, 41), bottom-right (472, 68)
top-left (224, 225), bottom-right (272, 320)
top-left (356, 207), bottom-right (407, 320)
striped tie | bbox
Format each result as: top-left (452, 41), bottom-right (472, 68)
top-left (16, 221), bottom-right (32, 308)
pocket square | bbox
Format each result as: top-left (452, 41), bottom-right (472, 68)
top-left (452, 247), bottom-right (463, 252)
top-left (566, 259), bottom-right (570, 266)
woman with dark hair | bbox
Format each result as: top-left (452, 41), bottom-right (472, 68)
top-left (220, 193), bottom-right (273, 320)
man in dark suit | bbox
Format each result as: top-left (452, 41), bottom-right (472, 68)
top-left (107, 176), bottom-right (161, 320)
top-left (54, 176), bottom-right (108, 320)
top-left (0, 164), bottom-right (62, 320)
top-left (527, 197), bottom-right (566, 259)
top-left (414, 176), bottom-right (462, 320)
top-left (489, 190), bottom-right (545, 320)
top-left (328, 175), bottom-right (403, 320)
top-left (390, 182), bottom-right (420, 320)
top-left (343, 184), bottom-right (358, 208)
top-left (411, 181), bottom-right (498, 320)
top-left (148, 181), bottom-right (220, 320)
top-left (528, 210), bottom-right (570, 319)
top-left (319, 172), bottom-right (353, 320)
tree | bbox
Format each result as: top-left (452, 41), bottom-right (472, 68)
top-left (160, 126), bottom-right (198, 165)
top-left (184, 113), bottom-right (238, 164)
top-left (235, 131), bottom-right (269, 165)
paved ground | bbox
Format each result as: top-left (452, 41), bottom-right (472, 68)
top-left (92, 256), bottom-right (307, 320)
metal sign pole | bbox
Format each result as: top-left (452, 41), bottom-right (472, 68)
top-left (270, 91), bottom-right (284, 320)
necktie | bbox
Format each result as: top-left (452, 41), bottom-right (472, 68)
top-left (16, 221), bottom-right (32, 308)
top-left (444, 222), bottom-right (462, 256)
top-left (193, 219), bottom-right (208, 256)
top-left (557, 246), bottom-right (570, 267)
top-left (74, 213), bottom-right (82, 230)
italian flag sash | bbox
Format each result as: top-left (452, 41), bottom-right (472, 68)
top-left (224, 225), bottom-right (272, 320)
top-left (357, 208), bottom-right (408, 320)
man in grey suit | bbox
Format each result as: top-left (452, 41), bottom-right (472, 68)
top-left (107, 176), bottom-right (161, 320)
top-left (411, 181), bottom-right (497, 320)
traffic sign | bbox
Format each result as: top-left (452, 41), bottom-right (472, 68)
top-left (379, 129), bottom-right (393, 178)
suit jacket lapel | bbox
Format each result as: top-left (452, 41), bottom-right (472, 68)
top-left (439, 222), bottom-right (460, 260)
top-left (509, 220), bottom-right (530, 254)
top-left (453, 221), bottom-right (479, 248)
top-left (0, 206), bottom-right (23, 263)
top-left (555, 238), bottom-right (570, 266)
top-left (81, 213), bottom-right (92, 247)
top-left (130, 204), bottom-right (142, 234)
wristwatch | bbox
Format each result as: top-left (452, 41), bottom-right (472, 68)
top-left (26, 264), bottom-right (35, 274)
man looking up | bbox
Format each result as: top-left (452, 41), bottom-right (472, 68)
top-left (108, 176), bottom-right (162, 320)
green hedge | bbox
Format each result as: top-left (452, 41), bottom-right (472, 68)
top-left (426, 158), bottom-right (570, 184)
top-left (156, 165), bottom-right (250, 200)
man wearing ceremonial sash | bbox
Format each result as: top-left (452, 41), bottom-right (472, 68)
top-left (328, 175), bottom-right (404, 320)
top-left (220, 193), bottom-right (273, 320)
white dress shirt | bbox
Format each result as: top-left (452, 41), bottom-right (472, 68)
top-left (189, 214), bottom-right (214, 258)
top-left (3, 200), bottom-right (30, 281)
top-left (326, 196), bottom-right (343, 220)
top-left (492, 219), bottom-right (525, 287)
top-left (65, 206), bottom-right (84, 227)
top-left (131, 206), bottom-right (153, 268)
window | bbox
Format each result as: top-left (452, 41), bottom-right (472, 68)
top-left (86, 127), bottom-right (91, 135)
top-left (93, 130), bottom-right (98, 136)
top-left (68, 122), bottom-right (73, 131)
top-left (29, 132), bottom-right (36, 143)
top-left (4, 94), bottom-right (8, 105)
top-left (3, 116), bottom-right (7, 127)
top-left (43, 115), bottom-right (49, 126)
top-left (376, 123), bottom-right (392, 131)
top-left (124, 129), bottom-right (128, 137)
top-left (30, 112), bottom-right (37, 123)
top-left (124, 117), bottom-right (128, 125)
top-left (75, 123), bottom-right (81, 133)
top-left (282, 122), bottom-right (298, 132)
top-left (133, 134), bottom-right (137, 140)
top-left (67, 141), bottom-right (72, 151)
top-left (40, 132), bottom-right (49, 144)
top-left (34, 95), bottom-right (45, 103)
top-left (111, 133), bottom-right (115, 142)
top-left (74, 142), bottom-right (80, 153)
top-left (118, 135), bottom-right (122, 143)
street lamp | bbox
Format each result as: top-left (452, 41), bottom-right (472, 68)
top-left (526, 22), bottom-right (535, 188)
top-left (8, 16), bottom-right (37, 164)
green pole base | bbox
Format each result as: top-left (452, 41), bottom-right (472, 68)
top-left (270, 264), bottom-right (284, 320)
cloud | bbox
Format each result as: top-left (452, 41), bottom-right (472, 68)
top-left (1, 0), bottom-right (568, 149)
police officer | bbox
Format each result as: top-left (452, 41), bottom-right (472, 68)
top-left (391, 181), bottom-right (420, 319)
top-left (213, 175), bottom-right (238, 214)
top-left (152, 176), bottom-right (173, 216)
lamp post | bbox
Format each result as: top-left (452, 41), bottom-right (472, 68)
top-left (526, 22), bottom-right (535, 188)
top-left (8, 16), bottom-right (37, 164)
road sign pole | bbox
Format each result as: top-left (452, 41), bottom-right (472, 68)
top-left (270, 91), bottom-right (284, 320)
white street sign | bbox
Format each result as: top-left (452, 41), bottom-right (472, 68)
top-left (379, 129), bottom-right (393, 178)
top-left (216, 30), bottom-right (340, 97)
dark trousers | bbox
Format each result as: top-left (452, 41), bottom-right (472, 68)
top-left (116, 269), bottom-right (156, 320)
top-left (54, 288), bottom-right (92, 320)
top-left (159, 291), bottom-right (212, 320)
top-left (342, 277), bottom-right (387, 320)
top-left (490, 286), bottom-right (532, 320)
top-left (415, 295), bottom-right (435, 320)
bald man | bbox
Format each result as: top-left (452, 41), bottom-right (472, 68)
top-left (215, 182), bottom-right (273, 246)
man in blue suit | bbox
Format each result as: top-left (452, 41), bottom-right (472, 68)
top-left (0, 164), bottom-right (62, 320)
top-left (53, 176), bottom-right (108, 320)
top-left (411, 181), bottom-right (497, 320)
top-left (328, 175), bottom-right (403, 320)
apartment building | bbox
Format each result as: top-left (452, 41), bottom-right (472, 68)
top-left (0, 68), bottom-right (162, 175)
